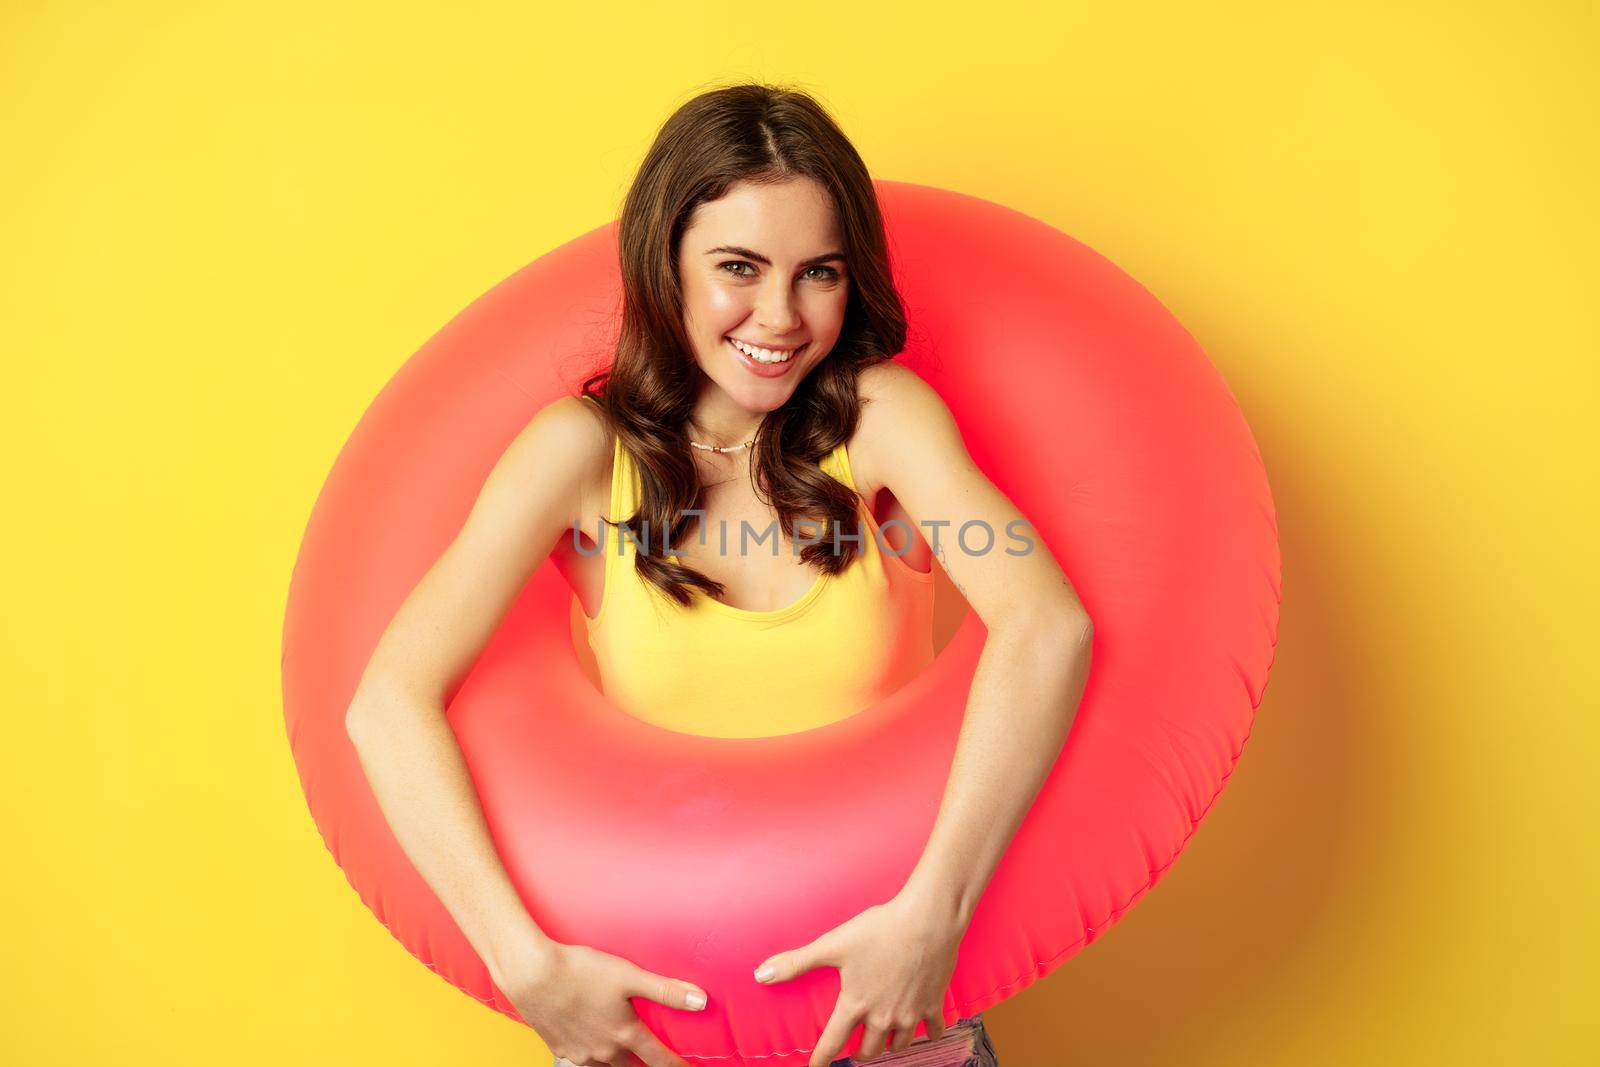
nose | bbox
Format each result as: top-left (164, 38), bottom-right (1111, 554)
top-left (754, 275), bottom-right (803, 335)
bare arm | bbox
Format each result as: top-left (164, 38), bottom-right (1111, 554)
top-left (344, 395), bottom-right (604, 985)
top-left (899, 605), bottom-right (1092, 925)
top-left (754, 365), bottom-right (1094, 1066)
top-left (346, 681), bottom-right (556, 981)
top-left (860, 363), bottom-right (1094, 923)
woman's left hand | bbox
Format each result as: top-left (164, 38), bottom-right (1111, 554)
top-left (752, 886), bottom-right (969, 1067)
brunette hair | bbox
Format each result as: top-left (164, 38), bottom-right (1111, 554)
top-left (579, 81), bottom-right (906, 607)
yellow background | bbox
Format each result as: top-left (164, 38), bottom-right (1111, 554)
top-left (3, 2), bottom-right (1595, 1063)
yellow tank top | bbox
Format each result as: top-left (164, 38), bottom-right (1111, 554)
top-left (578, 400), bottom-right (935, 738)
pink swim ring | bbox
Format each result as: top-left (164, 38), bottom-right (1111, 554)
top-left (282, 180), bottom-right (1281, 1064)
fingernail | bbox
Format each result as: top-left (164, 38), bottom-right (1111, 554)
top-left (754, 964), bottom-right (776, 983)
top-left (686, 990), bottom-right (707, 1011)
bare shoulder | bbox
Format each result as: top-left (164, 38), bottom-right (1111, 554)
top-left (485, 394), bottom-right (613, 527)
top-left (858, 359), bottom-right (950, 409)
top-left (349, 394), bottom-right (615, 705)
top-left (512, 392), bottom-right (610, 467)
top-left (550, 393), bottom-right (613, 459)
top-left (538, 394), bottom-right (613, 519)
top-left (854, 361), bottom-right (973, 495)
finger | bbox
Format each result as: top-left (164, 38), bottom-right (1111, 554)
top-left (629, 1026), bottom-right (693, 1067)
top-left (855, 1019), bottom-right (889, 1062)
top-left (809, 1003), bottom-right (863, 1067)
top-left (888, 1025), bottom-right (916, 1053)
top-left (625, 967), bottom-right (709, 1013)
top-left (759, 928), bottom-right (844, 985)
top-left (923, 1011), bottom-right (947, 1043)
top-left (755, 946), bottom-right (808, 985)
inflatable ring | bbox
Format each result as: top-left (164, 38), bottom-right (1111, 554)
top-left (283, 180), bottom-right (1281, 1064)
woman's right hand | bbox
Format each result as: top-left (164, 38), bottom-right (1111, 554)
top-left (497, 939), bottom-right (709, 1067)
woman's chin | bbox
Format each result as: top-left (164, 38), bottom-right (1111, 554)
top-left (704, 374), bottom-right (797, 413)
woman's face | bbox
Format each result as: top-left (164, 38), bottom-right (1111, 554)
top-left (676, 176), bottom-right (851, 415)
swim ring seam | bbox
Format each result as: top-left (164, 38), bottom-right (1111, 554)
top-left (311, 822), bottom-right (509, 1012)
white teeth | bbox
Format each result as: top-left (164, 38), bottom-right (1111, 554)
top-left (728, 337), bottom-right (794, 364)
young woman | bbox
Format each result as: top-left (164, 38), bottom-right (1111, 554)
top-left (345, 83), bottom-right (1094, 1067)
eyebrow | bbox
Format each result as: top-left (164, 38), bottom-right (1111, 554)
top-left (703, 245), bottom-right (848, 268)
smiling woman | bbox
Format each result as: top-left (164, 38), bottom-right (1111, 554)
top-left (572, 159), bottom-right (946, 743)
top-left (589, 86), bottom-right (922, 628)
top-left (558, 88), bottom-right (1040, 1066)
top-left (288, 80), bottom-right (1278, 1067)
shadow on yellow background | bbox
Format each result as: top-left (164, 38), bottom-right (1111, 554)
top-left (3, 2), bottom-right (1595, 1064)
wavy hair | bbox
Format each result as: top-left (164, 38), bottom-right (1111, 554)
top-left (579, 81), bottom-right (906, 607)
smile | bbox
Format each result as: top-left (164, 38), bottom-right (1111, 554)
top-left (726, 336), bottom-right (802, 364)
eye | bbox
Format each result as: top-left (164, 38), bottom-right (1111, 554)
top-left (717, 261), bottom-right (843, 282)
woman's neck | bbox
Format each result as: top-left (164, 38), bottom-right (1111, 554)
top-left (687, 392), bottom-right (766, 448)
